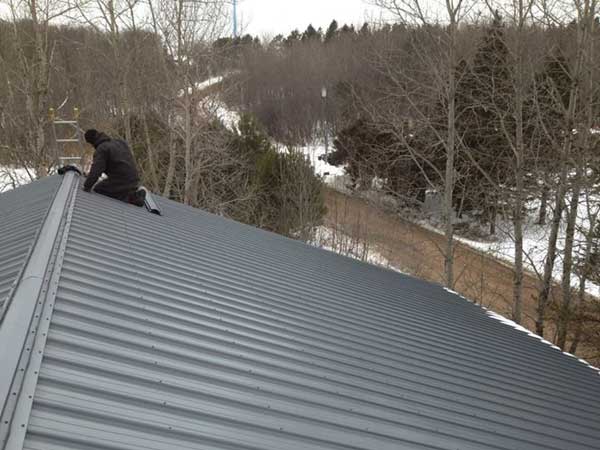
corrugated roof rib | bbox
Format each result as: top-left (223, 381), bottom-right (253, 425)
top-left (0, 176), bottom-right (61, 321)
top-left (15, 181), bottom-right (598, 450)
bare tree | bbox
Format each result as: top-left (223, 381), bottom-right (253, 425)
top-left (535, 0), bottom-right (598, 341)
top-left (0, 0), bottom-right (77, 176)
top-left (147, 0), bottom-right (229, 204)
top-left (474, 0), bottom-right (537, 324)
top-left (69, 0), bottom-right (147, 143)
top-left (368, 0), bottom-right (473, 288)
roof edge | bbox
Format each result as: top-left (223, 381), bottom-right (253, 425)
top-left (0, 172), bottom-right (79, 449)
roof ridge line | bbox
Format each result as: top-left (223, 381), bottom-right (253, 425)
top-left (0, 172), bottom-right (79, 449)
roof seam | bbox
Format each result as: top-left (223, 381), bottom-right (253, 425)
top-left (0, 173), bottom-right (78, 450)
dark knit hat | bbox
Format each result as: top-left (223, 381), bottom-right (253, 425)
top-left (84, 129), bottom-right (99, 145)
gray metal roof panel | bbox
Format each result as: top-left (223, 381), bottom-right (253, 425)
top-left (1, 175), bottom-right (599, 449)
top-left (0, 176), bottom-right (61, 320)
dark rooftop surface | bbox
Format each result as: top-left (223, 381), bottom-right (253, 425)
top-left (1, 173), bottom-right (599, 450)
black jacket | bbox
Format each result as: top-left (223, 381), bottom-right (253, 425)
top-left (84, 133), bottom-right (140, 193)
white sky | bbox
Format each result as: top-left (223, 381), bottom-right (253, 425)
top-left (0, 1), bottom-right (387, 39)
top-left (237, 0), bottom-right (384, 38)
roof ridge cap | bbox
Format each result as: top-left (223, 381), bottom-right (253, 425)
top-left (0, 172), bottom-right (78, 448)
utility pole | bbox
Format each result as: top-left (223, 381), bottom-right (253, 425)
top-left (233, 0), bottom-right (238, 38)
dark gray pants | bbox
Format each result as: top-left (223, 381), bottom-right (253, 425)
top-left (93, 179), bottom-right (137, 202)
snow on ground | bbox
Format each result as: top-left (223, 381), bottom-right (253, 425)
top-left (178, 75), bottom-right (225, 97)
top-left (195, 75), bottom-right (224, 91)
top-left (275, 141), bottom-right (347, 188)
top-left (312, 226), bottom-right (406, 274)
top-left (0, 167), bottom-right (35, 192)
top-left (451, 202), bottom-right (600, 299)
top-left (198, 95), bottom-right (240, 130)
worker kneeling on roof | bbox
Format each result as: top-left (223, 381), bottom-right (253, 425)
top-left (83, 129), bottom-right (145, 207)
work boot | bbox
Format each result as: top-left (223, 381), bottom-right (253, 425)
top-left (128, 188), bottom-right (146, 207)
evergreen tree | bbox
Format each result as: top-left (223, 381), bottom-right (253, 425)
top-left (284, 29), bottom-right (301, 46)
top-left (325, 20), bottom-right (339, 42)
top-left (230, 114), bottom-right (325, 237)
top-left (327, 118), bottom-right (431, 203)
top-left (340, 24), bottom-right (356, 35)
top-left (302, 24), bottom-right (321, 42)
top-left (529, 50), bottom-right (572, 224)
top-left (455, 13), bottom-right (512, 231)
top-left (269, 34), bottom-right (285, 51)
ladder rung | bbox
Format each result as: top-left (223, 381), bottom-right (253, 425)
top-left (59, 157), bottom-right (82, 161)
top-left (56, 139), bottom-right (80, 143)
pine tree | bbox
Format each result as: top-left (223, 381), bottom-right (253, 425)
top-left (301, 24), bottom-right (321, 42)
top-left (339, 24), bottom-right (356, 35)
top-left (531, 50), bottom-right (571, 225)
top-left (325, 20), bottom-right (339, 42)
top-left (455, 13), bottom-right (512, 233)
top-left (284, 29), bottom-right (301, 46)
top-left (230, 114), bottom-right (325, 237)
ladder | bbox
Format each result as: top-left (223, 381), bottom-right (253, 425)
top-left (49, 107), bottom-right (85, 169)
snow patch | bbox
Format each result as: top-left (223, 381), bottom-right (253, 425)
top-left (312, 226), bottom-right (406, 274)
top-left (443, 287), bottom-right (472, 302)
top-left (196, 75), bottom-right (224, 91)
top-left (198, 96), bottom-right (240, 130)
top-left (0, 167), bottom-right (35, 192)
top-left (282, 142), bottom-right (346, 186)
top-left (178, 75), bottom-right (225, 97)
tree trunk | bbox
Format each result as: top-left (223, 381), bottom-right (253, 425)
top-left (556, 169), bottom-right (582, 350)
top-left (570, 0), bottom-right (597, 355)
top-left (554, 0), bottom-right (595, 348)
top-left (163, 118), bottom-right (177, 198)
top-left (512, 22), bottom-right (526, 324)
top-left (142, 112), bottom-right (160, 191)
top-left (538, 181), bottom-right (549, 225)
top-left (183, 83), bottom-right (193, 205)
top-left (489, 198), bottom-right (497, 236)
top-left (536, 0), bottom-right (591, 336)
top-left (569, 215), bottom-right (596, 354)
top-left (536, 178), bottom-right (566, 337)
top-left (513, 159), bottom-right (525, 324)
top-left (444, 19), bottom-right (457, 289)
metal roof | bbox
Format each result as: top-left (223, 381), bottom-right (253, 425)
top-left (1, 172), bottom-right (599, 450)
top-left (0, 176), bottom-right (61, 320)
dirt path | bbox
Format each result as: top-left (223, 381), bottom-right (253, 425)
top-left (324, 189), bottom-right (547, 334)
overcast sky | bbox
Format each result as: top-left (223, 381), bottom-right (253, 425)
top-left (0, 1), bottom-right (386, 39)
top-left (237, 0), bottom-right (384, 38)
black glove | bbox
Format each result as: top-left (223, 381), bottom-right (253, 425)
top-left (58, 165), bottom-right (82, 175)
